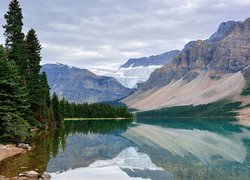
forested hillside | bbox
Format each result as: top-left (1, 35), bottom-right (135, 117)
top-left (0, 0), bottom-right (132, 143)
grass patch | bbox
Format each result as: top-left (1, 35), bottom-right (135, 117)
top-left (241, 79), bottom-right (250, 96)
top-left (136, 99), bottom-right (242, 118)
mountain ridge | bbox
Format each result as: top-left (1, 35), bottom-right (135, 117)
top-left (92, 50), bottom-right (180, 88)
top-left (120, 50), bottom-right (180, 68)
top-left (41, 63), bottom-right (133, 103)
top-left (123, 17), bottom-right (250, 110)
top-left (139, 18), bottom-right (250, 91)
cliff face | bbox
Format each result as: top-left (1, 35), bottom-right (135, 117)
top-left (123, 18), bottom-right (250, 110)
top-left (140, 18), bottom-right (250, 91)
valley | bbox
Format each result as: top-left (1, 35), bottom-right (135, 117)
top-left (0, 0), bottom-right (250, 179)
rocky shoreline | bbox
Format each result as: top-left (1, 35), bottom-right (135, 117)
top-left (0, 144), bottom-right (51, 179)
top-left (0, 171), bottom-right (51, 180)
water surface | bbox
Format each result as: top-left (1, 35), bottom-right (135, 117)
top-left (1, 118), bottom-right (250, 179)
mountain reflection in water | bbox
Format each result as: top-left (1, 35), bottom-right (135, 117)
top-left (1, 118), bottom-right (250, 179)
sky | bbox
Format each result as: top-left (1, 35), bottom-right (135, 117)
top-left (0, 0), bottom-right (250, 69)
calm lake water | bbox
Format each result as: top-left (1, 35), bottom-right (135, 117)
top-left (1, 118), bottom-right (250, 179)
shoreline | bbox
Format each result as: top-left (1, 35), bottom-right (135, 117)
top-left (235, 107), bottom-right (250, 127)
top-left (0, 144), bottom-right (26, 162)
top-left (64, 117), bottom-right (130, 121)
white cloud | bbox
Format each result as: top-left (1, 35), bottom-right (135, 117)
top-left (0, 0), bottom-right (249, 69)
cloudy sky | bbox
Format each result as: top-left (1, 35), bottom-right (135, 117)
top-left (0, 0), bottom-right (249, 69)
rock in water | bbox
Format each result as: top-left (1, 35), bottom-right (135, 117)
top-left (40, 172), bottom-right (51, 179)
top-left (18, 143), bottom-right (32, 150)
top-left (19, 170), bottom-right (39, 178)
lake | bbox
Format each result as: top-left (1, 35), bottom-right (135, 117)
top-left (1, 118), bottom-right (250, 179)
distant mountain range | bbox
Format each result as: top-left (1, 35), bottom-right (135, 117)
top-left (123, 18), bottom-right (250, 110)
top-left (41, 63), bottom-right (133, 103)
top-left (42, 18), bottom-right (250, 107)
top-left (92, 50), bottom-right (180, 88)
top-left (120, 50), bottom-right (180, 68)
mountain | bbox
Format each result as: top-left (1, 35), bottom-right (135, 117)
top-left (123, 18), bottom-right (250, 110)
top-left (41, 63), bottom-right (133, 103)
top-left (120, 50), bottom-right (180, 68)
top-left (92, 50), bottom-right (180, 88)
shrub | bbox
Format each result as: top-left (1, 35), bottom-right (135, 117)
top-left (1, 113), bottom-right (30, 143)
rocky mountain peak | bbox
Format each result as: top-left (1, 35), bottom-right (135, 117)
top-left (137, 17), bottom-right (250, 91)
top-left (120, 50), bottom-right (180, 68)
top-left (208, 20), bottom-right (237, 42)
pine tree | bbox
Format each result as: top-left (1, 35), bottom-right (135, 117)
top-left (0, 46), bottom-right (30, 142)
top-left (59, 97), bottom-right (66, 120)
top-left (40, 72), bottom-right (51, 108)
top-left (25, 29), bottom-right (47, 122)
top-left (52, 93), bottom-right (62, 127)
top-left (25, 29), bottom-right (41, 75)
top-left (3, 0), bottom-right (27, 75)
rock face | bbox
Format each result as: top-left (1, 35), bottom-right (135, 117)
top-left (123, 18), bottom-right (250, 110)
top-left (139, 18), bottom-right (250, 91)
top-left (41, 63), bottom-right (133, 103)
top-left (120, 50), bottom-right (180, 68)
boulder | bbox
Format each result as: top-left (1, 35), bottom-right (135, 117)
top-left (19, 170), bottom-right (39, 178)
top-left (40, 172), bottom-right (51, 180)
top-left (18, 143), bottom-right (32, 150)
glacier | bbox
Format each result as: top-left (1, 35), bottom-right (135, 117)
top-left (91, 65), bottom-right (162, 89)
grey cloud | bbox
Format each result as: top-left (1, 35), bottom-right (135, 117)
top-left (0, 0), bottom-right (249, 69)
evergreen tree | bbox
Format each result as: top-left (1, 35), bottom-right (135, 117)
top-left (25, 29), bottom-right (48, 123)
top-left (59, 97), bottom-right (66, 120)
top-left (3, 0), bottom-right (27, 75)
top-left (0, 46), bottom-right (30, 142)
top-left (25, 29), bottom-right (41, 75)
top-left (40, 72), bottom-right (51, 108)
top-left (52, 93), bottom-right (62, 127)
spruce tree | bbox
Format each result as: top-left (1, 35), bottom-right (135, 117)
top-left (40, 72), bottom-right (51, 108)
top-left (3, 0), bottom-right (27, 75)
top-left (52, 93), bottom-right (62, 127)
top-left (25, 29), bottom-right (41, 75)
top-left (60, 97), bottom-right (66, 120)
top-left (25, 29), bottom-right (46, 122)
top-left (0, 46), bottom-right (30, 142)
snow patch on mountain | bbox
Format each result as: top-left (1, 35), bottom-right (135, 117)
top-left (91, 65), bottom-right (162, 88)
